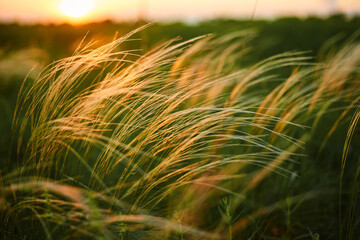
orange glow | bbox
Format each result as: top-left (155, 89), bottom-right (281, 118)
top-left (0, 0), bottom-right (359, 24)
top-left (59, 0), bottom-right (95, 18)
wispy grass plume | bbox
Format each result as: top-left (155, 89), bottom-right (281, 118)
top-left (4, 27), bottom-right (360, 239)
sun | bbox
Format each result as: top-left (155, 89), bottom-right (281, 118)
top-left (59, 0), bottom-right (95, 18)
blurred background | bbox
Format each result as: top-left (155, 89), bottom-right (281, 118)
top-left (1, 0), bottom-right (360, 23)
top-left (1, 1), bottom-right (360, 239)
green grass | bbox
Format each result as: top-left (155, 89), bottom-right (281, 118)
top-left (1, 26), bottom-right (360, 239)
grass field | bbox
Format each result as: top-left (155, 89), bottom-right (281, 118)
top-left (0, 17), bottom-right (360, 239)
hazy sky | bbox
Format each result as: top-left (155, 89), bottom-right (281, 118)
top-left (0, 0), bottom-right (359, 24)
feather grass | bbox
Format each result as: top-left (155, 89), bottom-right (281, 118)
top-left (2, 27), bottom-right (360, 239)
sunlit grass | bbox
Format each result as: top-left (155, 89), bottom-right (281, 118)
top-left (1, 27), bottom-right (359, 239)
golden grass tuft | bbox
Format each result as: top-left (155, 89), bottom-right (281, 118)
top-left (2, 27), bottom-right (359, 239)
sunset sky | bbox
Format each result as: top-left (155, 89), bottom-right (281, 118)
top-left (0, 0), bottom-right (359, 24)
